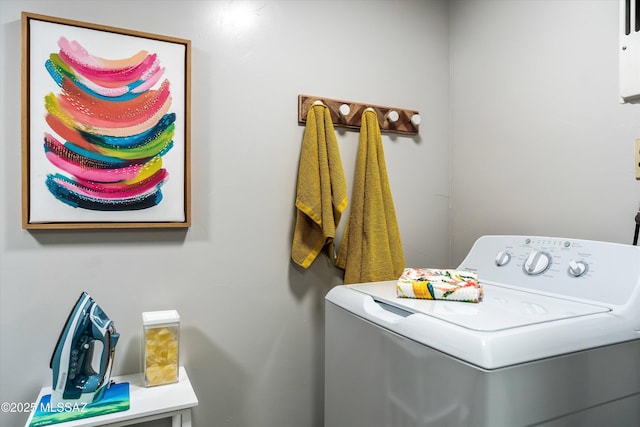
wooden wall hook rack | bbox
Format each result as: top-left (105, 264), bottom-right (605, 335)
top-left (298, 94), bottom-right (420, 135)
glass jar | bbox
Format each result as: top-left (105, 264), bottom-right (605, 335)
top-left (142, 310), bottom-right (180, 386)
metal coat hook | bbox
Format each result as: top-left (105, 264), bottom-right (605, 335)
top-left (298, 94), bottom-right (420, 135)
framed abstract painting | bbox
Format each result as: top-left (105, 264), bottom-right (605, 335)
top-left (21, 12), bottom-right (191, 229)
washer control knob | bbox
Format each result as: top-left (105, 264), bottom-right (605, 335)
top-left (523, 251), bottom-right (551, 275)
top-left (495, 251), bottom-right (511, 266)
top-left (568, 260), bottom-right (588, 277)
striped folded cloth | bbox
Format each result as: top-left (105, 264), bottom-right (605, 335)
top-left (396, 268), bottom-right (483, 303)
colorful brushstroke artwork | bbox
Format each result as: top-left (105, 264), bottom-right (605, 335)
top-left (42, 37), bottom-right (173, 211)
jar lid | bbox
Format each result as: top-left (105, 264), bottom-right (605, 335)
top-left (142, 310), bottom-right (180, 325)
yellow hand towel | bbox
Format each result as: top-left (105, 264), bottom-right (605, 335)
top-left (291, 104), bottom-right (348, 268)
top-left (336, 109), bottom-right (405, 284)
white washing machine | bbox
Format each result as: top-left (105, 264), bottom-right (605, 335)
top-left (324, 235), bottom-right (640, 427)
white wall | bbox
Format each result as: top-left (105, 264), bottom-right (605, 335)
top-left (451, 0), bottom-right (640, 264)
top-left (0, 1), bottom-right (451, 426)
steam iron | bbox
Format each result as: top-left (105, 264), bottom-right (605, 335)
top-left (50, 292), bottom-right (120, 405)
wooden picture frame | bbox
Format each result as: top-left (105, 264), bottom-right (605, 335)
top-left (21, 12), bottom-right (191, 229)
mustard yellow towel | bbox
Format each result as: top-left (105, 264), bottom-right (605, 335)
top-left (291, 104), bottom-right (348, 268)
top-left (336, 109), bottom-right (405, 283)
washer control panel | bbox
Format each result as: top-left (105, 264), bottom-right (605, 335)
top-left (459, 235), bottom-right (640, 306)
top-left (493, 238), bottom-right (590, 278)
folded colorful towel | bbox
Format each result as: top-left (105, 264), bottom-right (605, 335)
top-left (396, 268), bottom-right (482, 303)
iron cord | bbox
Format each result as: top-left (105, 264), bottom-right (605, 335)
top-left (634, 210), bottom-right (640, 246)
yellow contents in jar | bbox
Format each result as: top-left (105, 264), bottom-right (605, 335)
top-left (145, 327), bottom-right (178, 386)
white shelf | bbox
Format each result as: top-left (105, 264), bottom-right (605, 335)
top-left (24, 366), bottom-right (198, 427)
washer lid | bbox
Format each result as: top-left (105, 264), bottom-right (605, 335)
top-left (348, 281), bottom-right (610, 332)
